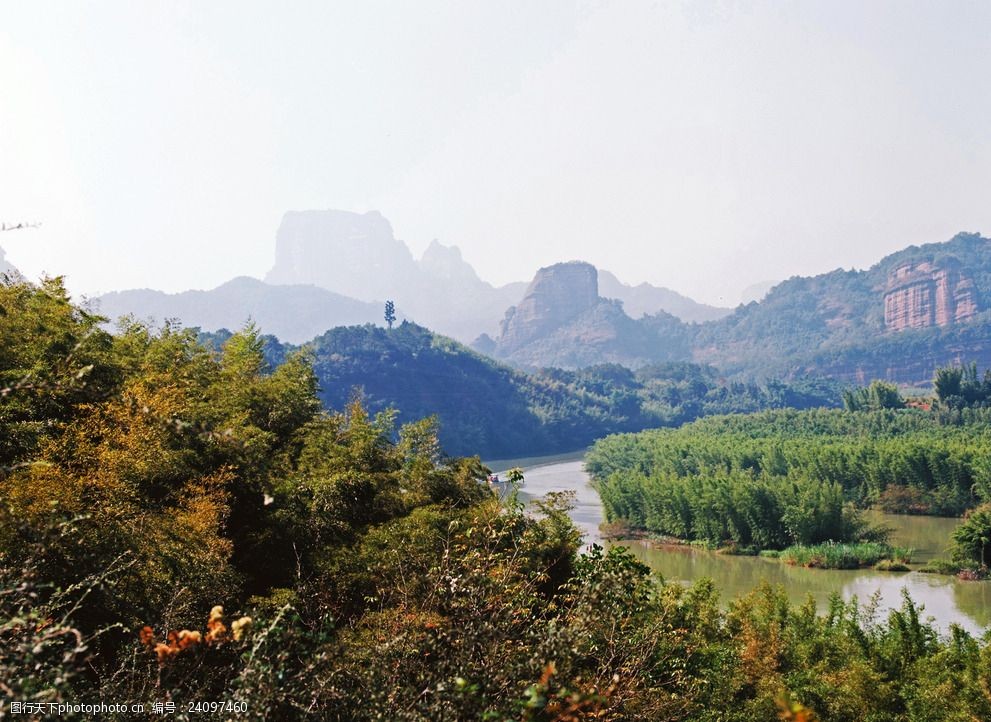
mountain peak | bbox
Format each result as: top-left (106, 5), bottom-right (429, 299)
top-left (496, 261), bottom-right (600, 352)
top-left (418, 239), bottom-right (482, 285)
top-left (265, 208), bottom-right (417, 302)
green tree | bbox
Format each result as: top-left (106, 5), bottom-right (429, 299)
top-left (384, 300), bottom-right (396, 329)
top-left (951, 504), bottom-right (991, 567)
top-left (933, 365), bottom-right (963, 403)
top-left (842, 380), bottom-right (904, 411)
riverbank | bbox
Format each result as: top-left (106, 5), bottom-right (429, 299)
top-left (495, 451), bottom-right (991, 635)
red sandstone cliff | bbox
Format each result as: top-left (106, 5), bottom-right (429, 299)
top-left (883, 260), bottom-right (979, 332)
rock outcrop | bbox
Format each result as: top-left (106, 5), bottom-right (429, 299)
top-left (883, 260), bottom-right (980, 332)
top-left (266, 210), bottom-right (419, 303)
top-left (497, 262), bottom-right (600, 352)
top-left (487, 261), bottom-right (692, 369)
top-left (264, 209), bottom-right (525, 341)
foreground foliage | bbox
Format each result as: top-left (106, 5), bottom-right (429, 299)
top-left (2, 277), bottom-right (991, 721)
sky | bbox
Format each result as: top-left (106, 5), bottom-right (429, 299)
top-left (2, 0), bottom-right (990, 306)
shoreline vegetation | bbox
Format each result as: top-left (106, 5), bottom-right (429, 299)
top-left (606, 525), bottom-right (918, 571)
top-left (588, 403), bottom-right (991, 580)
top-left (604, 513), bottom-right (991, 577)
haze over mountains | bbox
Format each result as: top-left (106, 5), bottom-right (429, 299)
top-left (486, 231), bottom-right (991, 386)
top-left (265, 210), bottom-right (526, 341)
top-left (82, 210), bottom-right (991, 387)
top-left (95, 277), bottom-right (391, 343)
top-left (93, 209), bottom-right (729, 343)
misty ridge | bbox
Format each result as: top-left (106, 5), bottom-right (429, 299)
top-left (89, 208), bottom-right (734, 344)
top-left (74, 208), bottom-right (991, 390)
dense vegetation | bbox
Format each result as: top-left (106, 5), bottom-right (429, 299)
top-left (933, 362), bottom-right (991, 409)
top-left (693, 232), bottom-right (991, 380)
top-left (3, 277), bottom-right (991, 720)
top-left (202, 325), bottom-right (840, 459)
top-left (0, 274), bottom-right (991, 722)
top-left (841, 380), bottom-right (905, 412)
top-left (588, 407), bottom-right (991, 555)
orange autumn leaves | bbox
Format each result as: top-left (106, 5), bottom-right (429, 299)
top-left (140, 605), bottom-right (252, 665)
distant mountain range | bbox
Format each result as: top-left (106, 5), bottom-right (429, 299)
top-left (598, 269), bottom-right (730, 322)
top-left (92, 209), bottom-right (730, 343)
top-left (80, 211), bottom-right (991, 387)
top-left (94, 276), bottom-right (393, 343)
top-left (486, 232), bottom-right (991, 386)
top-left (693, 231), bottom-right (991, 382)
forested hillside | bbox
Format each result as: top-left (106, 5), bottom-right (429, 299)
top-left (200, 323), bottom-right (840, 458)
top-left (692, 232), bottom-right (991, 379)
top-left (488, 232), bottom-right (991, 385)
top-left (4, 275), bottom-right (991, 721)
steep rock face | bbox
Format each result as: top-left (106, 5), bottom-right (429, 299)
top-left (497, 262), bottom-right (599, 352)
top-left (264, 210), bottom-right (525, 341)
top-left (418, 239), bottom-right (483, 286)
top-left (487, 261), bottom-right (692, 369)
top-left (883, 260), bottom-right (980, 331)
top-left (266, 210), bottom-right (419, 303)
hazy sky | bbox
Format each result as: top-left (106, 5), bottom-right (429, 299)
top-left (2, 1), bottom-right (990, 306)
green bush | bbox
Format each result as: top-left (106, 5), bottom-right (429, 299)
top-left (780, 542), bottom-right (912, 569)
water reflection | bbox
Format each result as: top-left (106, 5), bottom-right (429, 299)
top-left (618, 540), bottom-right (991, 635)
top-left (488, 452), bottom-right (991, 636)
top-left (488, 453), bottom-right (602, 544)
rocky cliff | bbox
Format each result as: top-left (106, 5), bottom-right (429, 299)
top-left (264, 209), bottom-right (525, 341)
top-left (266, 210), bottom-right (418, 303)
top-left (883, 259), bottom-right (980, 331)
top-left (497, 262), bottom-right (600, 352)
top-left (487, 261), bottom-right (692, 368)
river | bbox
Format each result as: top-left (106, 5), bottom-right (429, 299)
top-left (487, 452), bottom-right (991, 636)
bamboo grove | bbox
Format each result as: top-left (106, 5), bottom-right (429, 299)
top-left (587, 408), bottom-right (991, 550)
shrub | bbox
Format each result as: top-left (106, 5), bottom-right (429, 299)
top-left (780, 542), bottom-right (912, 570)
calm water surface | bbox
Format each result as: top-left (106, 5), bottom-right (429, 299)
top-left (487, 452), bottom-right (991, 636)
